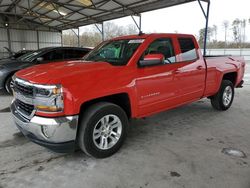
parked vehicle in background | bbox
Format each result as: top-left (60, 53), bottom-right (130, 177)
top-left (0, 47), bottom-right (91, 93)
top-left (11, 33), bottom-right (245, 158)
top-left (0, 49), bottom-right (34, 60)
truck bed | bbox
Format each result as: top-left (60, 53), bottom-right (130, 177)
top-left (203, 55), bottom-right (245, 97)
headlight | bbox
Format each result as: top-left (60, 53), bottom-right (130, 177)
top-left (34, 84), bottom-right (64, 113)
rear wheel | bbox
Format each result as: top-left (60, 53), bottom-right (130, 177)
top-left (210, 80), bottom-right (234, 111)
top-left (77, 102), bottom-right (129, 158)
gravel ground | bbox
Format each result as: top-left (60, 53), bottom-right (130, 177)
top-left (0, 62), bottom-right (249, 188)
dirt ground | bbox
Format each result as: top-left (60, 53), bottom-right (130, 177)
top-left (0, 62), bottom-right (249, 188)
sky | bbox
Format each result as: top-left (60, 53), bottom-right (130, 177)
top-left (79, 0), bottom-right (250, 42)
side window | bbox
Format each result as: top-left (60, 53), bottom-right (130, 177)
top-left (51, 49), bottom-right (64, 60)
top-left (144, 38), bottom-right (176, 64)
top-left (178, 38), bottom-right (198, 61)
top-left (41, 50), bottom-right (63, 61)
top-left (41, 51), bottom-right (53, 61)
top-left (64, 49), bottom-right (86, 59)
top-left (78, 49), bottom-right (90, 58)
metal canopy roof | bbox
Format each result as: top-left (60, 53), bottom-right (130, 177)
top-left (0, 0), bottom-right (208, 31)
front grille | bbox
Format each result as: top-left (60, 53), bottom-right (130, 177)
top-left (15, 99), bottom-right (34, 117)
top-left (14, 81), bottom-right (33, 96)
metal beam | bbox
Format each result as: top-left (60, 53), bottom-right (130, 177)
top-left (197, 0), bottom-right (210, 56)
top-left (5, 0), bottom-right (22, 12)
top-left (71, 28), bottom-right (80, 47)
top-left (78, 27), bottom-right (80, 47)
top-left (0, 10), bottom-right (61, 31)
top-left (6, 27), bottom-right (11, 52)
top-left (131, 14), bottom-right (141, 33)
top-left (95, 23), bottom-right (104, 41)
top-left (37, 30), bottom-right (40, 49)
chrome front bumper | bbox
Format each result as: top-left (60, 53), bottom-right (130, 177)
top-left (11, 102), bottom-right (79, 152)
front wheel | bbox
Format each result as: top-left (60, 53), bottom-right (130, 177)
top-left (77, 102), bottom-right (129, 158)
top-left (5, 76), bottom-right (13, 94)
top-left (210, 80), bottom-right (234, 111)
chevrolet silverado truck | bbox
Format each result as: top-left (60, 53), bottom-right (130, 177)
top-left (10, 33), bottom-right (245, 158)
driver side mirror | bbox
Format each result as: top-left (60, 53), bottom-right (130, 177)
top-left (36, 57), bottom-right (44, 62)
top-left (138, 54), bottom-right (164, 67)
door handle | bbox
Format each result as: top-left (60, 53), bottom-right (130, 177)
top-left (197, 66), bottom-right (203, 70)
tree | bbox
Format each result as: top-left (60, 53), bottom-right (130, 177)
top-left (62, 22), bottom-right (138, 47)
top-left (241, 19), bottom-right (246, 46)
top-left (104, 22), bottom-right (137, 40)
top-left (232, 18), bottom-right (241, 47)
top-left (222, 20), bottom-right (229, 48)
top-left (213, 24), bottom-right (218, 41)
top-left (198, 27), bottom-right (213, 48)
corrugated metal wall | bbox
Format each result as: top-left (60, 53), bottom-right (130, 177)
top-left (0, 28), bottom-right (9, 58)
top-left (38, 31), bottom-right (62, 48)
top-left (0, 28), bottom-right (62, 58)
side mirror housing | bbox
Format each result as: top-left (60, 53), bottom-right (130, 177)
top-left (138, 54), bottom-right (164, 67)
top-left (36, 57), bottom-right (44, 62)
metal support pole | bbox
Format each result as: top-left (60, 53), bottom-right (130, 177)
top-left (131, 14), bottom-right (142, 33)
top-left (203, 1), bottom-right (210, 56)
top-left (197, 0), bottom-right (210, 56)
top-left (139, 14), bottom-right (141, 32)
top-left (101, 22), bottom-right (104, 41)
top-left (61, 31), bottom-right (63, 47)
top-left (77, 27), bottom-right (80, 47)
top-left (95, 23), bottom-right (104, 41)
top-left (71, 28), bottom-right (80, 46)
top-left (36, 30), bottom-right (40, 49)
top-left (6, 27), bottom-right (12, 54)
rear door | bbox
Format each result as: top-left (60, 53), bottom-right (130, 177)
top-left (174, 37), bottom-right (206, 102)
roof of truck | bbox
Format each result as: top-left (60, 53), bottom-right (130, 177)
top-left (111, 33), bottom-right (195, 40)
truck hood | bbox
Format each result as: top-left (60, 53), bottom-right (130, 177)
top-left (15, 60), bottom-right (115, 84)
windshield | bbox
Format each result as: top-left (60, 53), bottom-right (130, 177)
top-left (17, 49), bottom-right (44, 62)
top-left (84, 39), bottom-right (144, 66)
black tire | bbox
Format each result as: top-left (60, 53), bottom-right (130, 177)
top-left (5, 75), bottom-right (13, 94)
top-left (210, 80), bottom-right (234, 111)
top-left (77, 102), bottom-right (129, 158)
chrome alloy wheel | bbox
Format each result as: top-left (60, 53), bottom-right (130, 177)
top-left (93, 114), bottom-right (122, 150)
top-left (222, 86), bottom-right (233, 106)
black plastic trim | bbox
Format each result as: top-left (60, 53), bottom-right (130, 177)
top-left (16, 123), bottom-right (76, 153)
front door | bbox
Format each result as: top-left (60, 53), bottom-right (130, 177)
top-left (136, 38), bottom-right (181, 116)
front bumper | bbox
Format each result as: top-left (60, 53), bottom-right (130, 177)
top-left (10, 102), bottom-right (79, 153)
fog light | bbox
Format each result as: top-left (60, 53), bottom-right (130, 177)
top-left (41, 125), bottom-right (56, 138)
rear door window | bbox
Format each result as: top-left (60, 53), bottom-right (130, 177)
top-left (42, 49), bottom-right (64, 61)
top-left (64, 49), bottom-right (86, 59)
top-left (178, 38), bottom-right (198, 61)
top-left (51, 49), bottom-right (64, 60)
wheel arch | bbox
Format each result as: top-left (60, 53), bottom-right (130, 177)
top-left (79, 93), bottom-right (132, 119)
top-left (3, 71), bottom-right (16, 92)
top-left (222, 72), bottom-right (237, 86)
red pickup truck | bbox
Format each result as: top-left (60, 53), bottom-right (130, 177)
top-left (11, 33), bottom-right (245, 158)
